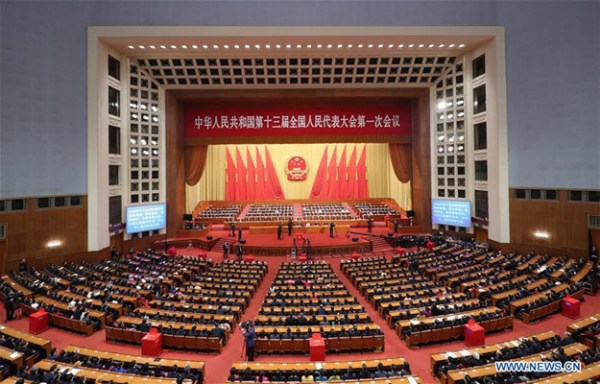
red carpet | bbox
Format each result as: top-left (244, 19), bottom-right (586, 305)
top-left (6, 251), bottom-right (600, 384)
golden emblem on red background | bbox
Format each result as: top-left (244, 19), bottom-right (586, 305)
top-left (285, 155), bottom-right (308, 181)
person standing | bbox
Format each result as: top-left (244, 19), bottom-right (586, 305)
top-left (230, 221), bottom-right (236, 237)
top-left (238, 226), bottom-right (243, 241)
top-left (367, 216), bottom-right (373, 232)
top-left (223, 241), bottom-right (230, 259)
top-left (3, 294), bottom-right (14, 322)
top-left (287, 217), bottom-right (293, 236)
top-left (393, 220), bottom-right (399, 233)
top-left (236, 243), bottom-right (244, 261)
top-left (241, 321), bottom-right (257, 361)
top-left (591, 246), bottom-right (598, 264)
top-left (277, 223), bottom-right (283, 240)
top-left (329, 222), bottom-right (336, 238)
top-left (18, 258), bottom-right (27, 272)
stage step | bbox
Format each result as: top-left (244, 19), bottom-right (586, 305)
top-left (343, 202), bottom-right (360, 218)
top-left (370, 236), bottom-right (392, 252)
top-left (237, 204), bottom-right (253, 220)
top-left (211, 237), bottom-right (228, 252)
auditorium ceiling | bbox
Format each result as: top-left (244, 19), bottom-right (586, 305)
top-left (100, 28), bottom-right (493, 88)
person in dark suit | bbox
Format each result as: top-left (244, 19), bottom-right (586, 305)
top-left (329, 222), bottom-right (336, 238)
top-left (367, 216), bottom-right (373, 232)
top-left (287, 217), bottom-right (293, 236)
top-left (237, 226), bottom-right (243, 241)
top-left (277, 223), bottom-right (283, 240)
top-left (236, 243), bottom-right (244, 261)
top-left (222, 241), bottom-right (230, 259)
top-left (393, 220), bottom-right (399, 233)
top-left (230, 221), bottom-right (236, 237)
top-left (241, 321), bottom-right (256, 361)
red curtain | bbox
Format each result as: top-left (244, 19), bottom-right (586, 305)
top-left (388, 143), bottom-right (412, 183)
top-left (327, 146), bottom-right (339, 198)
top-left (255, 147), bottom-right (266, 199)
top-left (338, 146), bottom-right (347, 198)
top-left (235, 148), bottom-right (247, 200)
top-left (309, 146), bottom-right (329, 199)
top-left (246, 147), bottom-right (256, 200)
top-left (346, 145), bottom-right (358, 198)
top-left (184, 145), bottom-right (208, 186)
top-left (357, 146), bottom-right (369, 198)
top-left (225, 148), bottom-right (236, 200)
top-left (265, 146), bottom-right (285, 199)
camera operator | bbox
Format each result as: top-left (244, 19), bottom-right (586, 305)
top-left (240, 320), bottom-right (257, 361)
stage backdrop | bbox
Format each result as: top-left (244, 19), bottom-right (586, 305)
top-left (185, 143), bottom-right (411, 211)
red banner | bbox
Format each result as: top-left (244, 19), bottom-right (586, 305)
top-left (184, 104), bottom-right (411, 138)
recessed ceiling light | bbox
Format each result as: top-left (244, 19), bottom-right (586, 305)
top-left (245, 44), bottom-right (250, 49)
top-left (388, 44), bottom-right (394, 48)
top-left (459, 44), bottom-right (466, 48)
top-left (149, 45), bottom-right (156, 49)
top-left (276, 44), bottom-right (281, 49)
top-left (255, 44), bottom-right (261, 49)
top-left (181, 45), bottom-right (187, 49)
top-left (347, 44), bottom-right (353, 48)
top-left (357, 44), bottom-right (363, 48)
top-left (438, 44), bottom-right (445, 48)
top-left (377, 44), bottom-right (384, 48)
top-left (296, 44), bottom-right (302, 48)
top-left (234, 44), bottom-right (240, 49)
top-left (128, 45), bottom-right (134, 49)
top-left (398, 44), bottom-right (404, 48)
top-left (449, 44), bottom-right (455, 48)
top-left (408, 44), bottom-right (414, 48)
top-left (337, 44), bottom-right (343, 48)
top-left (191, 44), bottom-right (198, 49)
top-left (428, 44), bottom-right (435, 48)
top-left (418, 44), bottom-right (424, 48)
top-left (160, 45), bottom-right (166, 49)
top-left (213, 45), bottom-right (219, 49)
top-left (223, 44), bottom-right (229, 49)
top-left (202, 45), bottom-right (208, 49)
top-left (368, 44), bottom-right (373, 48)
top-left (171, 45), bottom-right (177, 49)
top-left (265, 44), bottom-right (271, 49)
top-left (327, 44), bottom-right (332, 48)
top-left (286, 44), bottom-right (291, 49)
top-left (306, 44), bottom-right (312, 48)
top-left (138, 45), bottom-right (145, 49)
top-left (316, 44), bottom-right (322, 48)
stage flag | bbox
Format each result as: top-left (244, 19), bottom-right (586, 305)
top-left (338, 146), bottom-right (348, 198)
top-left (358, 145), bottom-right (369, 198)
top-left (246, 147), bottom-right (256, 200)
top-left (347, 145), bottom-right (358, 198)
top-left (235, 147), bottom-right (247, 200)
top-left (225, 147), bottom-right (236, 200)
top-left (327, 146), bottom-right (338, 198)
top-left (309, 146), bottom-right (329, 199)
top-left (255, 147), bottom-right (266, 199)
top-left (265, 146), bottom-right (285, 199)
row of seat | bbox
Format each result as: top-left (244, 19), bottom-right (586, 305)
top-left (105, 327), bottom-right (223, 353)
top-left (255, 335), bottom-right (384, 355)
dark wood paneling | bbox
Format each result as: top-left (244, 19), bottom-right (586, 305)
top-left (122, 234), bottom-right (165, 253)
top-left (410, 89), bottom-right (431, 231)
top-left (165, 93), bottom-right (187, 239)
top-left (509, 190), bottom-right (600, 259)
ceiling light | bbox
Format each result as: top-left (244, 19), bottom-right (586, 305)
top-left (368, 44), bottom-right (373, 48)
top-left (388, 44), bottom-right (394, 48)
top-left (437, 101), bottom-right (446, 110)
top-left (131, 148), bottom-right (138, 154)
top-left (265, 44), bottom-right (271, 49)
top-left (327, 44), bottom-right (332, 48)
top-left (457, 112), bottom-right (465, 118)
top-left (141, 138), bottom-right (148, 145)
top-left (245, 44), bottom-right (250, 49)
top-left (296, 44), bottom-right (302, 48)
top-left (377, 44), bottom-right (384, 48)
top-left (408, 44), bottom-right (414, 48)
top-left (128, 45), bottom-right (134, 49)
top-left (398, 44), bottom-right (404, 48)
top-left (286, 44), bottom-right (291, 49)
top-left (347, 44), bottom-right (353, 48)
top-left (458, 135), bottom-right (464, 141)
top-left (448, 146), bottom-right (454, 152)
top-left (457, 99), bottom-right (464, 105)
top-left (151, 106), bottom-right (158, 112)
top-left (192, 44), bottom-right (198, 49)
top-left (47, 240), bottom-right (62, 248)
top-left (447, 113), bottom-right (454, 119)
top-left (534, 231), bottom-right (550, 239)
top-left (358, 44), bottom-right (363, 48)
top-left (138, 45), bottom-right (145, 49)
top-left (337, 44), bottom-right (343, 48)
top-left (316, 44), bottom-right (322, 48)
top-left (438, 147), bottom-right (444, 153)
top-left (234, 44), bottom-right (240, 49)
top-left (306, 44), bottom-right (311, 48)
top-left (438, 135), bottom-right (445, 141)
top-left (160, 45), bottom-right (166, 49)
top-left (459, 44), bottom-right (466, 48)
top-left (213, 45), bottom-right (219, 49)
top-left (202, 45), bottom-right (208, 49)
top-left (438, 44), bottom-right (445, 48)
top-left (140, 104), bottom-right (147, 110)
top-left (223, 45), bottom-right (229, 49)
top-left (149, 45), bottom-right (155, 49)
top-left (152, 117), bottom-right (158, 122)
top-left (171, 45), bottom-right (177, 49)
top-left (449, 44), bottom-right (455, 48)
top-left (418, 44), bottom-right (424, 48)
top-left (458, 145), bottom-right (464, 151)
top-left (428, 44), bottom-right (435, 48)
top-left (275, 44), bottom-right (281, 49)
top-left (255, 44), bottom-right (261, 49)
top-left (130, 138), bottom-right (137, 144)
top-left (181, 45), bottom-right (187, 49)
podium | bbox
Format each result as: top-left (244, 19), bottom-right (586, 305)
top-left (141, 328), bottom-right (162, 356)
top-left (562, 295), bottom-right (581, 319)
top-left (244, 254), bottom-right (255, 262)
top-left (197, 250), bottom-right (207, 259)
top-left (29, 309), bottom-right (49, 334)
top-left (309, 333), bottom-right (326, 361)
top-left (464, 319), bottom-right (485, 347)
top-left (352, 251), bottom-right (361, 260)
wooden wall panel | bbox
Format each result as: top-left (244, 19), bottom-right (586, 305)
top-left (0, 197), bottom-right (88, 272)
top-left (165, 93), bottom-right (187, 238)
top-left (509, 190), bottom-right (600, 258)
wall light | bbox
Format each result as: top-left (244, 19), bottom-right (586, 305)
top-left (534, 231), bottom-right (550, 239)
top-left (47, 240), bottom-right (63, 248)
